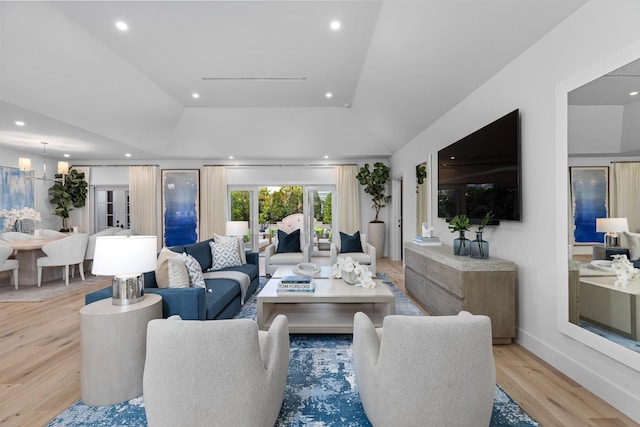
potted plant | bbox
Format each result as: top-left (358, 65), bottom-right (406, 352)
top-left (48, 168), bottom-right (88, 231)
top-left (448, 214), bottom-right (471, 256)
top-left (470, 211), bottom-right (494, 259)
top-left (356, 162), bottom-right (391, 258)
top-left (416, 163), bottom-right (427, 193)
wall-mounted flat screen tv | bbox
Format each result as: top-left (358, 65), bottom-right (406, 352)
top-left (437, 109), bottom-right (521, 222)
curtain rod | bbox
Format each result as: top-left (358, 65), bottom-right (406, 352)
top-left (203, 163), bottom-right (358, 167)
top-left (70, 164), bottom-right (160, 167)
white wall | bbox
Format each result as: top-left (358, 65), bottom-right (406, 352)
top-left (569, 105), bottom-right (623, 154)
top-left (391, 0), bottom-right (640, 421)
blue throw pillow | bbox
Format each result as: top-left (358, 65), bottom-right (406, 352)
top-left (277, 229), bottom-right (301, 253)
top-left (340, 231), bottom-right (363, 253)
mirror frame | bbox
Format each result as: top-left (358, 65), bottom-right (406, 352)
top-left (556, 41), bottom-right (640, 372)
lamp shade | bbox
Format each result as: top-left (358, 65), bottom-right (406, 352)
top-left (19, 157), bottom-right (31, 171)
top-left (226, 221), bottom-right (249, 236)
top-left (57, 161), bottom-right (69, 175)
top-left (92, 235), bottom-right (157, 277)
top-left (596, 218), bottom-right (629, 233)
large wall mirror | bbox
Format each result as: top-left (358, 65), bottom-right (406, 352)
top-left (557, 44), bottom-right (640, 372)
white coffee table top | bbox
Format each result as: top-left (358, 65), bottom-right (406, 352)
top-left (272, 265), bottom-right (333, 279)
top-left (259, 277), bottom-right (394, 302)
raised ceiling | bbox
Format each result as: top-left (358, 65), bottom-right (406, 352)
top-left (0, 0), bottom-right (587, 162)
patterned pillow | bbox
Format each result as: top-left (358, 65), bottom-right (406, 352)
top-left (209, 240), bottom-right (243, 270)
top-left (181, 253), bottom-right (206, 288)
top-left (213, 233), bottom-right (246, 264)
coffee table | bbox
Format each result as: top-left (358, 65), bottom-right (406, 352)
top-left (257, 277), bottom-right (395, 333)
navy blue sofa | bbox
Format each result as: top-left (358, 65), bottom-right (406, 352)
top-left (85, 238), bottom-right (260, 320)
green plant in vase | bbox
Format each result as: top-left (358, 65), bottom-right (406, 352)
top-left (448, 214), bottom-right (470, 256)
top-left (48, 168), bottom-right (88, 232)
top-left (471, 211), bottom-right (494, 259)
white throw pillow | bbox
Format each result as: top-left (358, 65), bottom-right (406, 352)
top-left (181, 253), bottom-right (206, 288)
top-left (167, 257), bottom-right (190, 288)
top-left (155, 247), bottom-right (182, 288)
top-left (213, 233), bottom-right (246, 264)
top-left (623, 231), bottom-right (640, 260)
top-left (209, 240), bottom-right (243, 270)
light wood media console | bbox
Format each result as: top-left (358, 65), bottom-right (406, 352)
top-left (405, 242), bottom-right (516, 344)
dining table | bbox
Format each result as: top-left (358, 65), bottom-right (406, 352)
top-left (7, 236), bottom-right (66, 286)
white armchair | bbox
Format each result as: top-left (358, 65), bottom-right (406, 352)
top-left (41, 229), bottom-right (67, 239)
top-left (143, 315), bottom-right (290, 427)
top-left (37, 233), bottom-right (89, 286)
top-left (264, 229), bottom-right (311, 277)
top-left (353, 311), bottom-right (496, 427)
top-left (0, 245), bottom-right (19, 289)
top-left (330, 232), bottom-right (376, 274)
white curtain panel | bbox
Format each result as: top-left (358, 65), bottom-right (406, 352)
top-left (129, 166), bottom-right (159, 246)
top-left (336, 165), bottom-right (361, 236)
top-left (201, 166), bottom-right (228, 239)
top-left (612, 162), bottom-right (640, 232)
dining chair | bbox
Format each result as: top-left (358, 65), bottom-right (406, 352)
top-left (37, 233), bottom-right (89, 286)
top-left (0, 246), bottom-right (19, 289)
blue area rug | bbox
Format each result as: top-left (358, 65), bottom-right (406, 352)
top-left (579, 319), bottom-right (640, 353)
top-left (48, 275), bottom-right (538, 427)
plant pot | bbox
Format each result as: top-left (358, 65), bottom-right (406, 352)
top-left (368, 221), bottom-right (385, 259)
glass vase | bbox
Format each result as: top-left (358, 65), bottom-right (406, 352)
top-left (453, 231), bottom-right (470, 256)
top-left (14, 220), bottom-right (23, 233)
top-left (342, 270), bottom-right (359, 285)
top-left (470, 231), bottom-right (489, 259)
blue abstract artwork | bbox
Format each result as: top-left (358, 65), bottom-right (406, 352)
top-left (162, 169), bottom-right (199, 246)
top-left (0, 166), bottom-right (34, 211)
top-left (570, 167), bottom-right (608, 243)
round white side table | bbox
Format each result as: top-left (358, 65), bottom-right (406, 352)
top-left (80, 293), bottom-right (162, 406)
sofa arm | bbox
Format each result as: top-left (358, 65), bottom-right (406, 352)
top-left (145, 287), bottom-right (206, 320)
top-left (246, 251), bottom-right (259, 266)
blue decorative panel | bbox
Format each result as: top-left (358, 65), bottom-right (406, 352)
top-left (0, 166), bottom-right (34, 211)
top-left (570, 167), bottom-right (608, 244)
top-left (162, 169), bottom-right (199, 246)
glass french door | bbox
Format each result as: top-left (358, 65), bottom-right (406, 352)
top-left (229, 187), bottom-right (258, 251)
top-left (306, 186), bottom-right (336, 256)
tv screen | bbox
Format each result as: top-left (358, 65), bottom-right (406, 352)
top-left (437, 109), bottom-right (521, 222)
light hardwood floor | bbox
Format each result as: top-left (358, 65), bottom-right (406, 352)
top-left (0, 259), bottom-right (637, 426)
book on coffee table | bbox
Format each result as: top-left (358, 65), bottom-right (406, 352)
top-left (278, 276), bottom-right (315, 292)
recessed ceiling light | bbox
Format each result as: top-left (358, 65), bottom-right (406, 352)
top-left (325, 92), bottom-right (333, 99)
top-left (228, 155), bottom-right (234, 160)
top-left (15, 121), bottom-right (24, 126)
top-left (63, 153), bottom-right (70, 158)
top-left (631, 91), bottom-right (638, 96)
top-left (330, 20), bottom-right (341, 31)
top-left (324, 155), bottom-right (329, 159)
top-left (115, 21), bottom-right (128, 31)
top-left (192, 93), bottom-right (200, 99)
top-left (125, 153), bottom-right (131, 157)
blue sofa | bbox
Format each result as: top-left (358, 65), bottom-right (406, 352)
top-left (85, 238), bottom-right (260, 320)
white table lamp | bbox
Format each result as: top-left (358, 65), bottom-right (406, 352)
top-left (226, 221), bottom-right (249, 237)
top-left (92, 235), bottom-right (158, 306)
top-left (596, 218), bottom-right (629, 247)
